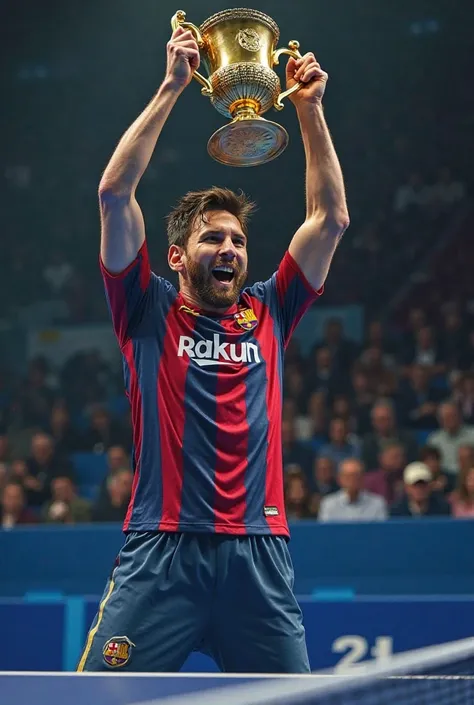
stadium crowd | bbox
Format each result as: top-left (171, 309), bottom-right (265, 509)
top-left (1, 295), bottom-right (474, 528)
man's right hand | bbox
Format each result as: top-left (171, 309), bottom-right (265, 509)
top-left (165, 26), bottom-right (201, 91)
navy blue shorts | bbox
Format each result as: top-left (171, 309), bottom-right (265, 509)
top-left (77, 532), bottom-right (309, 673)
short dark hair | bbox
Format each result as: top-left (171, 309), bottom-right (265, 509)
top-left (419, 445), bottom-right (441, 461)
top-left (166, 186), bottom-right (255, 248)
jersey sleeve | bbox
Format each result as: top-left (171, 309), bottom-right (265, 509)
top-left (100, 241), bottom-right (175, 347)
top-left (247, 250), bottom-right (322, 348)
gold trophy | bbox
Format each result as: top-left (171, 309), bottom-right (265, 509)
top-left (171, 8), bottom-right (305, 167)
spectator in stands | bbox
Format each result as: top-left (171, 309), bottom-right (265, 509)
top-left (97, 445), bottom-right (131, 502)
top-left (419, 446), bottom-right (456, 496)
top-left (458, 445), bottom-right (474, 478)
top-left (47, 400), bottom-right (84, 455)
top-left (357, 346), bottom-right (397, 397)
top-left (283, 365), bottom-right (307, 415)
top-left (0, 433), bottom-right (12, 465)
top-left (390, 462), bottom-right (451, 517)
top-left (13, 357), bottom-right (57, 428)
top-left (364, 442), bottom-right (406, 505)
top-left (450, 466), bottom-right (474, 518)
top-left (24, 432), bottom-right (74, 507)
top-left (81, 405), bottom-right (127, 454)
top-left (427, 402), bottom-right (474, 475)
top-left (306, 347), bottom-right (341, 399)
top-left (309, 456), bottom-right (339, 516)
top-left (350, 369), bottom-right (375, 435)
top-left (284, 465), bottom-right (315, 520)
top-left (0, 481), bottom-right (37, 528)
top-left (440, 308), bottom-right (468, 370)
top-left (42, 474), bottom-right (91, 523)
top-left (397, 364), bottom-right (445, 429)
top-left (92, 468), bottom-right (132, 522)
top-left (458, 331), bottom-right (474, 372)
top-left (318, 417), bottom-right (360, 469)
top-left (361, 399), bottom-right (417, 471)
top-left (453, 373), bottom-right (474, 425)
top-left (306, 391), bottom-right (328, 451)
top-left (318, 318), bottom-right (358, 372)
top-left (404, 326), bottom-right (446, 377)
top-left (318, 458), bottom-right (387, 522)
top-left (311, 456), bottom-right (339, 496)
top-left (282, 419), bottom-right (314, 482)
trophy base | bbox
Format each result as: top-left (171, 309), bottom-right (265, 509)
top-left (207, 117), bottom-right (289, 167)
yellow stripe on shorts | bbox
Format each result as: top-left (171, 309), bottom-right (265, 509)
top-left (77, 579), bottom-right (115, 672)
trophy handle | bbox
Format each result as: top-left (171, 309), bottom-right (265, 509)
top-left (171, 11), bottom-right (213, 96)
top-left (272, 40), bottom-right (304, 111)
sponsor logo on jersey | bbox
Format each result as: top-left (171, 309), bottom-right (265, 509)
top-left (102, 636), bottom-right (135, 668)
top-left (177, 334), bottom-right (261, 367)
top-left (234, 308), bottom-right (258, 331)
top-left (264, 506), bottom-right (279, 517)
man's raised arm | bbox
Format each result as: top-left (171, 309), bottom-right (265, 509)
top-left (98, 27), bottom-right (200, 273)
top-left (285, 53), bottom-right (350, 291)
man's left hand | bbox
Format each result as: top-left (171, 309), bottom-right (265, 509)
top-left (286, 53), bottom-right (328, 106)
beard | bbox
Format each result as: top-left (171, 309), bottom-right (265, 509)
top-left (186, 258), bottom-right (248, 309)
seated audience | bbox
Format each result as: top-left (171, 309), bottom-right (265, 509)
top-left (42, 474), bottom-right (91, 524)
top-left (92, 468), bottom-right (133, 522)
top-left (390, 462), bottom-right (451, 517)
top-left (318, 458), bottom-right (387, 522)
top-left (0, 481), bottom-right (37, 528)
top-left (450, 466), bottom-right (474, 518)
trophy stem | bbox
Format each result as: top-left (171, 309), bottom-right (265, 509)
top-left (229, 98), bottom-right (262, 122)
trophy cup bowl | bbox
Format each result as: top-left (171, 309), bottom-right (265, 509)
top-left (171, 8), bottom-right (305, 167)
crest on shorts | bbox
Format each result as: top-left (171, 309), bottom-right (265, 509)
top-left (234, 308), bottom-right (258, 330)
top-left (102, 636), bottom-right (135, 668)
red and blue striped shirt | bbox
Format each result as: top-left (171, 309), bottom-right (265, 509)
top-left (101, 242), bottom-right (321, 538)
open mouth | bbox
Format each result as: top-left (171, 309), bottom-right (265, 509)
top-left (212, 266), bottom-right (235, 285)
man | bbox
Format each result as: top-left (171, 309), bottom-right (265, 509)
top-left (42, 474), bottom-right (91, 524)
top-left (318, 458), bottom-right (387, 522)
top-left (364, 442), bottom-right (406, 506)
top-left (78, 25), bottom-right (349, 673)
top-left (390, 462), bottom-right (451, 518)
top-left (92, 469), bottom-right (133, 523)
top-left (318, 417), bottom-right (360, 469)
top-left (361, 399), bottom-right (417, 471)
top-left (0, 481), bottom-right (37, 529)
top-left (427, 402), bottom-right (474, 475)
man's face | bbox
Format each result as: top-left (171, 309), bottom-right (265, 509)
top-left (330, 419), bottom-right (347, 444)
top-left (440, 404), bottom-right (460, 433)
top-left (406, 480), bottom-right (430, 503)
top-left (31, 434), bottom-right (54, 463)
top-left (380, 445), bottom-right (405, 472)
top-left (338, 461), bottom-right (363, 493)
top-left (372, 406), bottom-right (394, 435)
top-left (2, 484), bottom-right (24, 514)
top-left (52, 477), bottom-right (74, 502)
top-left (179, 210), bottom-right (248, 310)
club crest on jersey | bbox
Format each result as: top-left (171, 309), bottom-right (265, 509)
top-left (102, 636), bottom-right (135, 668)
top-left (234, 308), bottom-right (258, 331)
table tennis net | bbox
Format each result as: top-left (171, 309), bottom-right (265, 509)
top-left (161, 637), bottom-right (474, 705)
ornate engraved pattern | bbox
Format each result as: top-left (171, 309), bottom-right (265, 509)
top-left (237, 28), bottom-right (261, 52)
top-left (200, 8), bottom-right (280, 42)
top-left (210, 63), bottom-right (280, 118)
top-left (209, 120), bottom-right (288, 166)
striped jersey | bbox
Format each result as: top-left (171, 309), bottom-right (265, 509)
top-left (101, 241), bottom-right (321, 538)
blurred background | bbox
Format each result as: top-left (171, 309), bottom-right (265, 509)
top-left (1, 0), bottom-right (474, 674)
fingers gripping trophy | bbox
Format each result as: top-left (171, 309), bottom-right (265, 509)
top-left (170, 8), bottom-right (309, 166)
